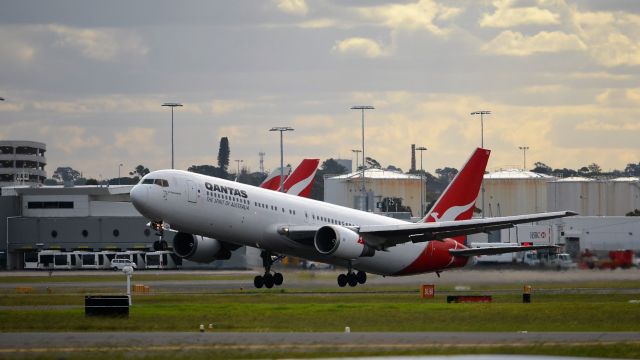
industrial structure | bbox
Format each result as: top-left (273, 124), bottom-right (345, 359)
top-left (480, 168), bottom-right (553, 217)
top-left (324, 169), bottom-right (422, 217)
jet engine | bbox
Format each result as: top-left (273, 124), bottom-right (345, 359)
top-left (314, 225), bottom-right (375, 260)
top-left (173, 232), bottom-right (232, 263)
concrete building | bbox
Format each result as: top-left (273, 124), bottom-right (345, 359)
top-left (480, 168), bottom-right (554, 217)
top-left (0, 141), bottom-right (47, 187)
top-left (547, 177), bottom-right (640, 216)
top-left (324, 169), bottom-right (422, 216)
top-left (0, 184), bottom-right (259, 270)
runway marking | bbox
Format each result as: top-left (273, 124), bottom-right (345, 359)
top-left (2, 341), bottom-right (639, 354)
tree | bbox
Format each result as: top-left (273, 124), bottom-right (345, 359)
top-left (625, 163), bottom-right (640, 177)
top-left (532, 162), bottom-right (552, 174)
top-left (365, 157), bottom-right (381, 169)
top-left (587, 163), bottom-right (602, 175)
top-left (129, 165), bottom-right (150, 178)
top-left (435, 167), bottom-right (458, 182)
top-left (188, 164), bottom-right (227, 179)
top-left (552, 168), bottom-right (577, 178)
top-left (52, 167), bottom-right (81, 183)
top-left (378, 197), bottom-right (411, 213)
top-left (85, 178), bottom-right (99, 185)
top-left (217, 137), bottom-right (230, 175)
top-left (308, 159), bottom-right (348, 201)
top-left (386, 165), bottom-right (403, 172)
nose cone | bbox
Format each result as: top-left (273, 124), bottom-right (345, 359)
top-left (130, 184), bottom-right (149, 214)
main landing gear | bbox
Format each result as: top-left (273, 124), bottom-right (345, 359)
top-left (337, 262), bottom-right (367, 287)
top-left (254, 251), bottom-right (284, 289)
top-left (151, 221), bottom-right (168, 251)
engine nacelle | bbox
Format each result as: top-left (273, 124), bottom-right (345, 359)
top-left (314, 225), bottom-right (375, 260)
top-left (173, 232), bottom-right (232, 263)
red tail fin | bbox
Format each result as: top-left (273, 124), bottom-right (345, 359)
top-left (283, 159), bottom-right (320, 198)
top-left (423, 148), bottom-right (490, 223)
top-left (260, 166), bottom-right (292, 191)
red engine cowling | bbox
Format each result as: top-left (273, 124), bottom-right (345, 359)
top-left (173, 232), bottom-right (231, 263)
top-left (314, 225), bottom-right (375, 260)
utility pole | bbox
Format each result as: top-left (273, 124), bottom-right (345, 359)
top-left (258, 152), bottom-right (265, 173)
top-left (350, 105), bottom-right (374, 211)
top-left (162, 103), bottom-right (183, 169)
top-left (269, 127), bottom-right (294, 192)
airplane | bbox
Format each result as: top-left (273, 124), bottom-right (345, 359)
top-left (130, 148), bottom-right (576, 288)
top-left (150, 158), bottom-right (320, 250)
top-left (261, 159), bottom-right (320, 198)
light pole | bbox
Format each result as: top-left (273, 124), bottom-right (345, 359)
top-left (519, 146), bottom-right (529, 170)
top-left (471, 110), bottom-right (491, 218)
top-left (118, 163), bottom-right (123, 185)
top-left (235, 159), bottom-right (244, 179)
top-left (269, 127), bottom-right (294, 192)
top-left (351, 149), bottom-right (361, 173)
top-left (162, 102), bottom-right (183, 169)
top-left (471, 110), bottom-right (491, 148)
top-left (351, 105), bottom-right (374, 211)
top-left (416, 146), bottom-right (427, 217)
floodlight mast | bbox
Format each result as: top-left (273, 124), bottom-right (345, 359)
top-left (519, 146), bottom-right (530, 170)
top-left (471, 110), bottom-right (491, 218)
top-left (162, 102), bottom-right (183, 169)
top-left (351, 105), bottom-right (374, 211)
top-left (269, 127), bottom-right (294, 192)
top-left (416, 146), bottom-right (427, 217)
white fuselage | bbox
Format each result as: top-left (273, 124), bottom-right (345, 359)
top-left (130, 170), bottom-right (433, 276)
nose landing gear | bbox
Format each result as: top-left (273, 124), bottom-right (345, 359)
top-left (253, 251), bottom-right (285, 289)
top-left (151, 221), bottom-right (168, 251)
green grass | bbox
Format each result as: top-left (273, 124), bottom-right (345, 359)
top-left (2, 292), bottom-right (639, 332)
top-left (2, 342), bottom-right (640, 360)
top-left (0, 274), bottom-right (252, 284)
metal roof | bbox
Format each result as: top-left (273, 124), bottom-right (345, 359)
top-left (552, 176), bottom-right (595, 182)
top-left (611, 177), bottom-right (640, 182)
top-left (1, 184), bottom-right (134, 196)
top-left (329, 168), bottom-right (421, 180)
top-left (483, 168), bottom-right (555, 180)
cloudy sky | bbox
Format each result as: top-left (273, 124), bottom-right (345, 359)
top-left (1, 0), bottom-right (639, 179)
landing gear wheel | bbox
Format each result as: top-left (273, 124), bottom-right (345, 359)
top-left (253, 275), bottom-right (264, 289)
top-left (160, 240), bottom-right (168, 251)
top-left (356, 271), bottom-right (367, 284)
top-left (337, 274), bottom-right (347, 287)
top-left (153, 240), bottom-right (160, 251)
top-left (273, 272), bottom-right (283, 286)
top-left (347, 272), bottom-right (358, 287)
top-left (263, 273), bottom-right (274, 289)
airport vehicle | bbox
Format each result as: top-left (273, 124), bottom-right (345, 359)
top-left (24, 251), bottom-right (38, 269)
top-left (544, 253), bottom-right (577, 270)
top-left (111, 258), bottom-right (137, 271)
top-left (130, 148), bottom-right (576, 288)
top-left (144, 251), bottom-right (181, 270)
top-left (114, 251), bottom-right (146, 269)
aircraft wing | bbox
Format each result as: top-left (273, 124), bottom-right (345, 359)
top-left (279, 211), bottom-right (576, 250)
top-left (449, 244), bottom-right (558, 257)
top-left (357, 211), bottom-right (577, 249)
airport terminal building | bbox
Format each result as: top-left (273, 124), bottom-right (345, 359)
top-left (0, 184), bottom-right (259, 270)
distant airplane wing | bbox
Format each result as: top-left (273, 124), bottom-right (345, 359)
top-left (357, 211), bottom-right (577, 249)
top-left (449, 244), bottom-right (558, 257)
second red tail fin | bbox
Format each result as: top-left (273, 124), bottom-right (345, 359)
top-left (423, 148), bottom-right (490, 223)
top-left (283, 159), bottom-right (320, 198)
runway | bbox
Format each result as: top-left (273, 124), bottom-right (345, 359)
top-left (1, 332), bottom-right (639, 354)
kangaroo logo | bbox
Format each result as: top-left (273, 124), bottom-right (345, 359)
top-left (429, 200), bottom-right (476, 222)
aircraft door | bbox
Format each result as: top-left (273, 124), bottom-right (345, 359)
top-left (187, 180), bottom-right (197, 203)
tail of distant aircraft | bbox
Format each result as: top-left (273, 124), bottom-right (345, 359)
top-left (283, 159), bottom-right (320, 198)
top-left (421, 148), bottom-right (490, 244)
top-left (260, 166), bottom-right (292, 191)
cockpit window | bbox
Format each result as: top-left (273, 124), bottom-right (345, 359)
top-left (141, 178), bottom-right (169, 187)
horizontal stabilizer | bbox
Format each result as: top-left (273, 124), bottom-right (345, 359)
top-left (449, 244), bottom-right (558, 257)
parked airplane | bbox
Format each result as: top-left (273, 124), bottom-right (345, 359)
top-left (151, 159), bottom-right (320, 250)
top-left (131, 148), bottom-right (575, 288)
